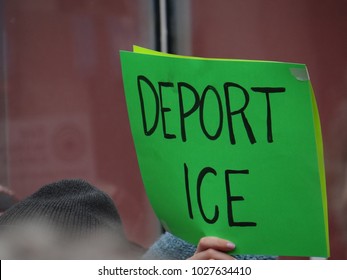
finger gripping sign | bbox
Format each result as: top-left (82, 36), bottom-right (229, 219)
top-left (120, 46), bottom-right (329, 257)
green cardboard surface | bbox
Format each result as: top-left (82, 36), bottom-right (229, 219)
top-left (120, 47), bottom-right (329, 257)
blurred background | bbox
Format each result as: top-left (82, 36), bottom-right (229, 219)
top-left (0, 0), bottom-right (346, 259)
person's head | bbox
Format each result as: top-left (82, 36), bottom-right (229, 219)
top-left (0, 185), bottom-right (17, 215)
top-left (0, 179), bottom-right (143, 259)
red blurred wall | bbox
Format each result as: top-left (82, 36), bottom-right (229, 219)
top-left (3, 0), bottom-right (160, 247)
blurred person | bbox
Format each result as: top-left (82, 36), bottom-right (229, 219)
top-left (0, 179), bottom-right (273, 260)
top-left (0, 179), bottom-right (144, 259)
top-left (327, 100), bottom-right (347, 258)
top-left (342, 171), bottom-right (347, 236)
top-left (0, 185), bottom-right (18, 215)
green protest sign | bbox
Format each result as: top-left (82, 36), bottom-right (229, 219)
top-left (120, 47), bottom-right (329, 257)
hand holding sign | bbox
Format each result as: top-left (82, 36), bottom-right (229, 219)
top-left (120, 46), bottom-right (329, 257)
top-left (188, 236), bottom-right (236, 260)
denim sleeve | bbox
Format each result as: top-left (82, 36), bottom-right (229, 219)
top-left (142, 232), bottom-right (277, 260)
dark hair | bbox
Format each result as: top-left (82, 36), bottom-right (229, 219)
top-left (0, 186), bottom-right (17, 213)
